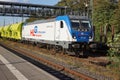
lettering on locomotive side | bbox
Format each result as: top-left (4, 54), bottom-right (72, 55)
top-left (46, 25), bottom-right (53, 28)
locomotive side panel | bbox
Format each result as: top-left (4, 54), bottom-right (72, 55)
top-left (22, 21), bottom-right (55, 42)
top-left (55, 20), bottom-right (73, 42)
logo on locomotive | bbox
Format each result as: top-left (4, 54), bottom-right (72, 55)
top-left (30, 26), bottom-right (46, 37)
top-left (30, 26), bottom-right (40, 36)
top-left (34, 26), bottom-right (38, 33)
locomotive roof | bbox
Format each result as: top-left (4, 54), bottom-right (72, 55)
top-left (69, 15), bottom-right (89, 20)
top-left (26, 18), bottom-right (56, 25)
top-left (26, 15), bottom-right (90, 25)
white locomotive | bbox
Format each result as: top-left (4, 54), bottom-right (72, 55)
top-left (22, 15), bottom-right (94, 56)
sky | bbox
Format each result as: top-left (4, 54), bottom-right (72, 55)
top-left (0, 0), bottom-right (60, 5)
top-left (0, 0), bottom-right (60, 26)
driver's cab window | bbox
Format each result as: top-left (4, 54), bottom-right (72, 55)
top-left (60, 21), bottom-right (64, 28)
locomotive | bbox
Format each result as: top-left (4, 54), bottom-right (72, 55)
top-left (0, 15), bottom-right (103, 56)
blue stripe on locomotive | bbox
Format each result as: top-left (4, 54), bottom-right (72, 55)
top-left (56, 15), bottom-right (72, 35)
top-left (72, 31), bottom-right (89, 42)
top-left (56, 15), bottom-right (91, 43)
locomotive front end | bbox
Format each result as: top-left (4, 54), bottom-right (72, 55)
top-left (71, 16), bottom-right (93, 43)
top-left (71, 20), bottom-right (93, 43)
top-left (69, 16), bottom-right (94, 56)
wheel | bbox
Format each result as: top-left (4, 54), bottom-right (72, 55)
top-left (74, 50), bottom-right (81, 57)
top-left (53, 45), bottom-right (64, 53)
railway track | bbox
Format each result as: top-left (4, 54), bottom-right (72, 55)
top-left (0, 39), bottom-right (115, 80)
top-left (0, 42), bottom-right (95, 80)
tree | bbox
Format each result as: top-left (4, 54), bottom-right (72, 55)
top-left (93, 0), bottom-right (116, 40)
top-left (110, 0), bottom-right (120, 33)
top-left (56, 0), bottom-right (89, 15)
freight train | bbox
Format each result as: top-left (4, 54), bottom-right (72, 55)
top-left (0, 15), bottom-right (108, 57)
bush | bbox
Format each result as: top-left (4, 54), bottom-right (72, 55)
top-left (107, 33), bottom-right (120, 71)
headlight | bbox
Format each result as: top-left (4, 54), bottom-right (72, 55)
top-left (73, 36), bottom-right (76, 39)
top-left (89, 36), bottom-right (92, 39)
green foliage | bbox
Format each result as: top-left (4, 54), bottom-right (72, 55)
top-left (92, 0), bottom-right (120, 73)
top-left (93, 0), bottom-right (116, 41)
top-left (94, 0), bottom-right (116, 22)
top-left (110, 1), bottom-right (120, 33)
top-left (107, 33), bottom-right (120, 71)
top-left (56, 0), bottom-right (87, 12)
